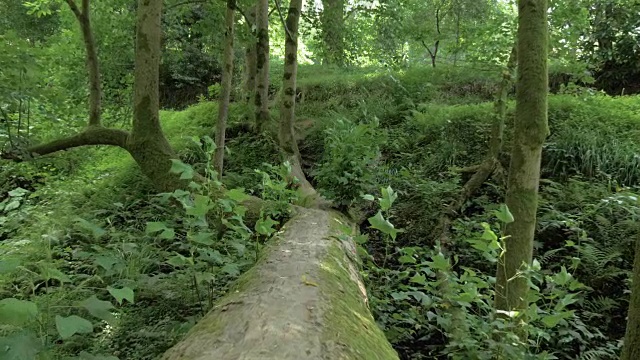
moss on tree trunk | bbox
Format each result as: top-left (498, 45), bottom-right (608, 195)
top-left (254, 0), bottom-right (270, 131)
top-left (494, 0), bottom-right (549, 315)
top-left (161, 208), bottom-right (398, 360)
top-left (214, 0), bottom-right (236, 177)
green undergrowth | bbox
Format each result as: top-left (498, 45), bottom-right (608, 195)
top-left (0, 101), bottom-right (293, 359)
top-left (3, 63), bottom-right (640, 359)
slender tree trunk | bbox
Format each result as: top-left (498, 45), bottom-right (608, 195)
top-left (64, 0), bottom-right (102, 126)
top-left (622, 236), bottom-right (640, 360)
top-left (215, 0), bottom-right (236, 177)
top-left (320, 0), bottom-right (345, 66)
top-left (279, 0), bottom-right (314, 197)
top-left (495, 0), bottom-right (549, 317)
top-left (254, 0), bottom-right (270, 131)
top-left (244, 5), bottom-right (257, 106)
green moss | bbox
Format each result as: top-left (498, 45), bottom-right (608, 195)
top-left (319, 214), bottom-right (398, 360)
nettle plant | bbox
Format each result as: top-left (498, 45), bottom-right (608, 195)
top-left (361, 186), bottom-right (592, 359)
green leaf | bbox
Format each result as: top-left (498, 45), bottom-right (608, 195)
top-left (222, 263), bottom-right (240, 276)
top-left (8, 187), bottom-right (28, 197)
top-left (186, 194), bottom-right (212, 217)
top-left (3, 200), bottom-right (20, 212)
top-left (55, 315), bottom-right (93, 339)
top-left (169, 159), bottom-right (194, 180)
top-left (167, 254), bottom-right (192, 268)
top-left (79, 296), bottom-right (115, 324)
top-left (398, 255), bottom-right (416, 264)
top-left (107, 286), bottom-right (135, 305)
top-left (379, 186), bottom-right (398, 211)
top-left (189, 232), bottom-right (215, 245)
top-left (145, 221), bottom-right (168, 234)
top-left (0, 332), bottom-right (43, 360)
top-left (494, 203), bottom-right (514, 223)
top-left (368, 211), bottom-right (400, 240)
top-left (94, 256), bottom-right (117, 272)
top-left (0, 298), bottom-right (38, 326)
top-left (428, 253), bottom-right (450, 271)
top-left (552, 266), bottom-right (572, 286)
top-left (390, 292), bottom-right (409, 300)
top-left (361, 194), bottom-right (375, 201)
top-left (407, 291), bottom-right (432, 306)
top-left (255, 216), bottom-right (278, 236)
top-left (541, 313), bottom-right (566, 328)
top-left (160, 228), bottom-right (176, 240)
top-left (410, 273), bottom-right (427, 285)
top-left (226, 188), bottom-right (249, 202)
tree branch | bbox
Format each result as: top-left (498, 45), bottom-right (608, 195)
top-left (1, 126), bottom-right (130, 161)
top-left (274, 0), bottom-right (293, 41)
top-left (64, 0), bottom-right (82, 19)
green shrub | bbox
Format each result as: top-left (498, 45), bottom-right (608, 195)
top-left (313, 116), bottom-right (386, 207)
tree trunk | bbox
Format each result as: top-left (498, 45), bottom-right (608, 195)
top-left (320, 0), bottom-right (345, 66)
top-left (214, 0), bottom-right (236, 177)
top-left (161, 208), bottom-right (399, 360)
top-left (494, 0), bottom-right (549, 316)
top-left (63, 0), bottom-right (102, 126)
top-left (622, 236), bottom-right (640, 360)
top-left (126, 0), bottom-right (185, 192)
top-left (279, 0), bottom-right (315, 198)
top-left (244, 5), bottom-right (257, 106)
top-left (254, 0), bottom-right (270, 131)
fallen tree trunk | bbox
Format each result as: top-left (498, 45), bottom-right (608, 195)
top-left (161, 207), bottom-right (398, 360)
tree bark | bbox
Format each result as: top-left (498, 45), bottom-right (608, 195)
top-left (495, 0), bottom-right (549, 316)
top-left (243, 5), bottom-right (257, 106)
top-left (622, 236), bottom-right (640, 360)
top-left (320, 0), bottom-right (345, 66)
top-left (161, 208), bottom-right (399, 360)
top-left (278, 0), bottom-right (315, 198)
top-left (126, 0), bottom-right (185, 192)
top-left (254, 0), bottom-right (270, 131)
top-left (64, 0), bottom-right (102, 126)
top-left (214, 0), bottom-right (237, 177)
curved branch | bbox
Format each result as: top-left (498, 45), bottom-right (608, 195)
top-left (1, 126), bottom-right (130, 161)
top-left (274, 0), bottom-right (293, 41)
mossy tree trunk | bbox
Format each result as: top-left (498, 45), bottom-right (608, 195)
top-left (214, 0), bottom-right (237, 177)
top-left (320, 0), bottom-right (345, 66)
top-left (254, 0), bottom-right (270, 131)
top-left (622, 236), bottom-right (640, 360)
top-left (2, 0), bottom-right (188, 193)
top-left (494, 0), bottom-right (549, 317)
top-left (278, 0), bottom-right (314, 197)
top-left (161, 208), bottom-right (399, 360)
top-left (243, 5), bottom-right (257, 106)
